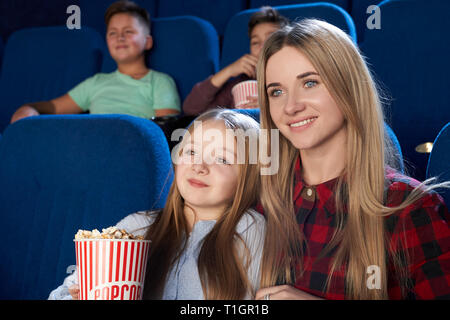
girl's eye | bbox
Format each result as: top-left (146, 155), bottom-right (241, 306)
top-left (304, 80), bottom-right (318, 88)
top-left (217, 157), bottom-right (229, 165)
top-left (268, 88), bottom-right (283, 97)
top-left (184, 148), bottom-right (196, 156)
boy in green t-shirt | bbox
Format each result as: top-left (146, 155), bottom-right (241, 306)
top-left (10, 0), bottom-right (180, 123)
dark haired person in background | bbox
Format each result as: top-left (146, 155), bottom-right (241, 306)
top-left (182, 6), bottom-right (288, 115)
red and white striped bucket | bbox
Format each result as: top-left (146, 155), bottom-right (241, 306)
top-left (74, 239), bottom-right (151, 300)
top-left (231, 80), bottom-right (258, 108)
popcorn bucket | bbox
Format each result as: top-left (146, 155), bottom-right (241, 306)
top-left (74, 239), bottom-right (151, 300)
top-left (231, 80), bottom-right (258, 108)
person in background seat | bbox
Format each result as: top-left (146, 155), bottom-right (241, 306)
top-left (11, 0), bottom-right (180, 124)
top-left (182, 6), bottom-right (288, 115)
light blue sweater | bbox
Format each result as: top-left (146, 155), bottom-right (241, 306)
top-left (48, 209), bottom-right (265, 300)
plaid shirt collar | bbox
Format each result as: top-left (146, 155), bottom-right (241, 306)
top-left (293, 155), bottom-right (339, 220)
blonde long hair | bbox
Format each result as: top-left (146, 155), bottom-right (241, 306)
top-left (143, 109), bottom-right (261, 299)
top-left (257, 19), bottom-right (446, 299)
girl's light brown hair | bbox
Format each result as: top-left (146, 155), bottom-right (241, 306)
top-left (143, 108), bottom-right (261, 299)
top-left (257, 19), bottom-right (447, 299)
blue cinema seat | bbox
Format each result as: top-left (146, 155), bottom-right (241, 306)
top-left (232, 108), bottom-right (260, 123)
top-left (250, 0), bottom-right (350, 11)
top-left (0, 26), bottom-right (104, 133)
top-left (426, 122), bottom-right (450, 206)
top-left (101, 16), bottom-right (220, 102)
top-left (221, 2), bottom-right (357, 69)
top-left (385, 121), bottom-right (405, 173)
top-left (361, 0), bottom-right (450, 181)
top-left (156, 0), bottom-right (246, 37)
top-left (0, 114), bottom-right (173, 299)
top-left (0, 35), bottom-right (3, 73)
top-left (349, 0), bottom-right (384, 43)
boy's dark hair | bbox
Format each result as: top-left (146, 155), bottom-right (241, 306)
top-left (105, 0), bottom-right (151, 34)
top-left (248, 6), bottom-right (289, 37)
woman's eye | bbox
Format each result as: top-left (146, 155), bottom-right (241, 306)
top-left (269, 88), bottom-right (283, 97)
top-left (304, 80), bottom-right (318, 88)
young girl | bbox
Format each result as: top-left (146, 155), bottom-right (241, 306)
top-left (49, 109), bottom-right (265, 300)
top-left (254, 19), bottom-right (450, 300)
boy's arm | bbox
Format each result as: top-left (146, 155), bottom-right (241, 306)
top-left (155, 108), bottom-right (179, 117)
top-left (152, 73), bottom-right (181, 117)
top-left (11, 94), bottom-right (83, 123)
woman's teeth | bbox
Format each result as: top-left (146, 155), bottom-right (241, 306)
top-left (290, 117), bottom-right (317, 127)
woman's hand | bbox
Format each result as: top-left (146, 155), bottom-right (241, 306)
top-left (68, 284), bottom-right (80, 300)
top-left (255, 285), bottom-right (324, 300)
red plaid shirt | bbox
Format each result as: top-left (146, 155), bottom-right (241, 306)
top-left (259, 157), bottom-right (450, 299)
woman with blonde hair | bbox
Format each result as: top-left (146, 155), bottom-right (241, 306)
top-left (255, 19), bottom-right (450, 300)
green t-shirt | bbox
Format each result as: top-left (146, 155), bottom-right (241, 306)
top-left (68, 69), bottom-right (180, 118)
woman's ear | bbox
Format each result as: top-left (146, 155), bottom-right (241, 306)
top-left (145, 35), bottom-right (153, 50)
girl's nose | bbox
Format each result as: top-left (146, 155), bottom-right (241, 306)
top-left (191, 162), bottom-right (208, 175)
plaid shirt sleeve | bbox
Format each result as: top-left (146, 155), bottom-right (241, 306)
top-left (386, 179), bottom-right (450, 299)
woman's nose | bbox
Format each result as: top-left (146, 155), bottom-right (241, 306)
top-left (284, 88), bottom-right (306, 115)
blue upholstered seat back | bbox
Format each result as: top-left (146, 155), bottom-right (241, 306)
top-left (0, 114), bottom-right (173, 299)
top-left (147, 16), bottom-right (219, 101)
top-left (0, 26), bottom-right (103, 132)
top-left (361, 0), bottom-right (450, 180)
top-left (0, 35), bottom-right (3, 74)
top-left (427, 122), bottom-right (450, 206)
top-left (249, 0), bottom-right (350, 11)
top-left (156, 0), bottom-right (246, 37)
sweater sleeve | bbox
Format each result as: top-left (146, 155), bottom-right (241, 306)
top-left (182, 76), bottom-right (223, 115)
top-left (182, 74), bottom-right (251, 116)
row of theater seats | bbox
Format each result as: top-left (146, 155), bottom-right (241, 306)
top-left (0, 109), bottom-right (448, 299)
top-left (0, 0), bottom-right (389, 46)
top-left (0, 2), bottom-right (355, 131)
top-left (72, 0), bottom-right (442, 46)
